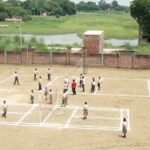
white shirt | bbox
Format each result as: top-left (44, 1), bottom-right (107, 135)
top-left (82, 78), bottom-right (85, 85)
top-left (84, 104), bottom-right (88, 110)
top-left (30, 92), bottom-right (34, 97)
top-left (64, 77), bottom-right (69, 85)
top-left (14, 72), bottom-right (18, 78)
top-left (34, 70), bottom-right (38, 75)
top-left (2, 103), bottom-right (7, 110)
top-left (39, 78), bottom-right (42, 83)
top-left (122, 121), bottom-right (127, 127)
top-left (92, 81), bottom-right (96, 86)
top-left (49, 91), bottom-right (52, 96)
top-left (47, 69), bottom-right (51, 74)
top-left (64, 82), bottom-right (68, 90)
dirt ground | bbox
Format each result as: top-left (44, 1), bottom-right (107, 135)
top-left (0, 64), bottom-right (150, 150)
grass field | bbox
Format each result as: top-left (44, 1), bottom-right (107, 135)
top-left (0, 64), bottom-right (150, 150)
top-left (0, 12), bottom-right (138, 39)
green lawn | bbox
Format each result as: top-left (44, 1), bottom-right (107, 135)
top-left (0, 12), bottom-right (138, 39)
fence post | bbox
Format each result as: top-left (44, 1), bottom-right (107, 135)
top-left (4, 51), bottom-right (7, 64)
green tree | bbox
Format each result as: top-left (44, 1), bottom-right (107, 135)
top-left (130, 0), bottom-right (150, 43)
top-left (98, 0), bottom-right (107, 10)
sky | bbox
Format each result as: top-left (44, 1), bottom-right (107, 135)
top-left (71, 0), bottom-right (133, 6)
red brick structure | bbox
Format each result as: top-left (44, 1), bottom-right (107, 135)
top-left (83, 30), bottom-right (104, 54)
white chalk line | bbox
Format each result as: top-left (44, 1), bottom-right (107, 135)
top-left (65, 107), bottom-right (78, 128)
top-left (1, 102), bottom-right (124, 112)
top-left (0, 75), bottom-right (13, 85)
top-left (0, 121), bottom-right (121, 131)
top-left (0, 111), bottom-right (25, 115)
top-left (77, 92), bottom-right (150, 98)
top-left (74, 116), bottom-right (120, 120)
top-left (15, 105), bottom-right (36, 125)
top-left (41, 105), bottom-right (58, 125)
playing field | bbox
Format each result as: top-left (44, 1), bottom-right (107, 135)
top-left (0, 64), bottom-right (150, 150)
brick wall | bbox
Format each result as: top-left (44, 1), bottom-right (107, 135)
top-left (133, 55), bottom-right (150, 69)
top-left (0, 49), bottom-right (150, 69)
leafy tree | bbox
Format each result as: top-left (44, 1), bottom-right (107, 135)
top-left (130, 0), bottom-right (150, 43)
top-left (98, 0), bottom-right (107, 10)
top-left (77, 1), bottom-right (98, 12)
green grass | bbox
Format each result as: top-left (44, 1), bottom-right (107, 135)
top-left (0, 12), bottom-right (138, 39)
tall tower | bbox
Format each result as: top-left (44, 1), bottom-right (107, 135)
top-left (83, 30), bottom-right (104, 54)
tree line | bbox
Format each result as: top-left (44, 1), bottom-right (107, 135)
top-left (0, 0), bottom-right (129, 21)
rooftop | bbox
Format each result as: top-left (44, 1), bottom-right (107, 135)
top-left (84, 30), bottom-right (104, 35)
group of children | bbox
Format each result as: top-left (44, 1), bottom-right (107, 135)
top-left (79, 74), bottom-right (102, 93)
top-left (1, 69), bottom-right (128, 138)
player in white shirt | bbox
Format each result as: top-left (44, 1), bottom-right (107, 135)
top-left (83, 102), bottom-right (88, 120)
top-left (122, 118), bottom-right (127, 138)
top-left (30, 90), bottom-right (34, 104)
top-left (14, 71), bottom-right (19, 85)
top-left (47, 68), bottom-right (51, 81)
top-left (49, 89), bottom-right (53, 104)
top-left (61, 91), bottom-right (68, 107)
top-left (63, 81), bottom-right (68, 93)
top-left (97, 76), bottom-right (102, 90)
top-left (38, 76), bottom-right (42, 90)
top-left (44, 86), bottom-right (48, 100)
top-left (91, 77), bottom-right (96, 93)
top-left (1, 100), bottom-right (7, 118)
top-left (64, 76), bottom-right (69, 86)
top-left (82, 76), bottom-right (85, 92)
top-left (33, 68), bottom-right (38, 81)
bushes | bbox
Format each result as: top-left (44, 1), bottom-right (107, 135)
top-left (0, 36), bottom-right (48, 52)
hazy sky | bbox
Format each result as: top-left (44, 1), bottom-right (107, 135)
top-left (71, 0), bottom-right (133, 6)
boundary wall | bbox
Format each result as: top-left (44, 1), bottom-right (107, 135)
top-left (0, 49), bottom-right (150, 69)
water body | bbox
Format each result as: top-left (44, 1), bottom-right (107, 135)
top-left (0, 33), bottom-right (138, 46)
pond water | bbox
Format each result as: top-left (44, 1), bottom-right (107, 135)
top-left (0, 33), bottom-right (138, 46)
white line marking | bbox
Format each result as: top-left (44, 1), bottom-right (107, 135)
top-left (0, 111), bottom-right (25, 115)
top-left (0, 75), bottom-right (13, 85)
top-left (78, 92), bottom-right (150, 98)
top-left (65, 107), bottom-right (78, 128)
top-left (0, 102), bottom-right (124, 112)
top-left (41, 105), bottom-right (58, 124)
top-left (15, 105), bottom-right (36, 125)
top-left (148, 80), bottom-right (150, 96)
top-left (74, 116), bottom-right (120, 120)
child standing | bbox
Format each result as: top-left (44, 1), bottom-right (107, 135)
top-left (71, 79), bottom-right (77, 95)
